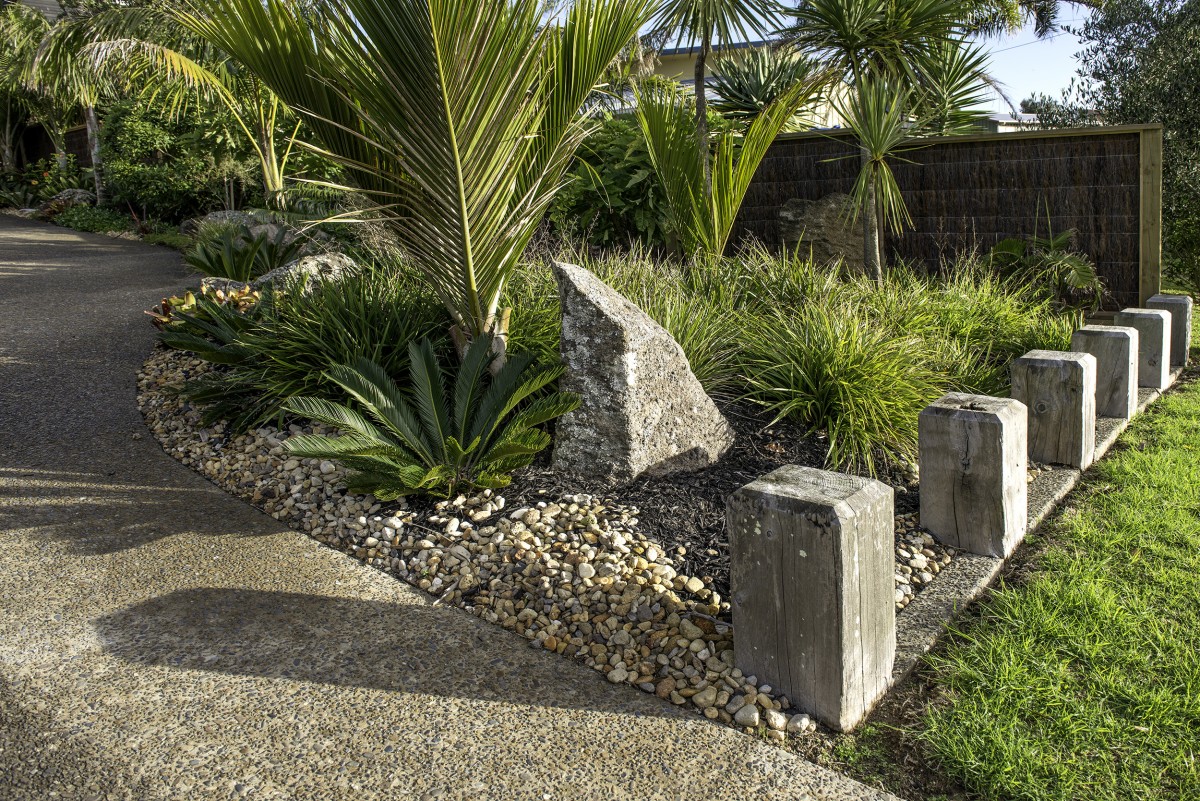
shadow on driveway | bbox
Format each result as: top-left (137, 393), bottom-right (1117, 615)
top-left (94, 587), bottom-right (666, 714)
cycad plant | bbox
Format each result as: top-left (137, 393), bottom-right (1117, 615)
top-left (635, 73), bottom-right (829, 258)
top-left (284, 337), bottom-right (580, 499)
top-left (168, 0), bottom-right (655, 362)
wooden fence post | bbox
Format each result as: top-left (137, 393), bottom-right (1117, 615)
top-left (919, 394), bottom-right (1028, 558)
top-left (1071, 326), bottom-right (1139, 419)
top-left (728, 466), bottom-right (894, 732)
top-left (1010, 351), bottom-right (1097, 469)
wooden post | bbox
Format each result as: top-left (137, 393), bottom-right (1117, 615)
top-left (1010, 351), bottom-right (1097, 469)
top-left (919, 394), bottom-right (1028, 558)
top-left (1146, 294), bottom-right (1193, 366)
top-left (1071, 325), bottom-right (1139, 419)
top-left (728, 466), bottom-right (894, 732)
top-left (1114, 308), bottom-right (1171, 389)
top-left (1139, 127), bottom-right (1163, 305)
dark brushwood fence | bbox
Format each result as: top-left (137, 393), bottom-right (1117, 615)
top-left (733, 124), bottom-right (1163, 309)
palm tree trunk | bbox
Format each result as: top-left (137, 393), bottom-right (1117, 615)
top-left (695, 34), bottom-right (711, 201)
top-left (84, 106), bottom-right (104, 204)
top-left (1, 102), bottom-right (16, 175)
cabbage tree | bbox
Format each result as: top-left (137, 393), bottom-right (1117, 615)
top-left (782, 0), bottom-right (982, 280)
top-left (172, 0), bottom-right (656, 363)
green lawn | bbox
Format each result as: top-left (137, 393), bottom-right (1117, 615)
top-left (912, 327), bottom-right (1200, 800)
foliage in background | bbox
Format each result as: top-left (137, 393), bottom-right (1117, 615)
top-left (546, 114), bottom-right (669, 248)
top-left (782, 0), bottom-right (990, 279)
top-left (634, 74), bottom-right (828, 258)
top-left (1029, 0), bottom-right (1200, 292)
top-left (710, 47), bottom-right (827, 129)
top-left (101, 100), bottom-right (257, 220)
top-left (284, 337), bottom-right (579, 498)
top-left (54, 203), bottom-right (131, 233)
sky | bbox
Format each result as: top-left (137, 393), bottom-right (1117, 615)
top-left (977, 12), bottom-right (1093, 113)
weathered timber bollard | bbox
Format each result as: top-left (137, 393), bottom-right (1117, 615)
top-left (918, 394), bottom-right (1028, 558)
top-left (1010, 350), bottom-right (1097, 469)
top-left (1114, 308), bottom-right (1171, 389)
top-left (728, 465), bottom-right (894, 732)
top-left (1146, 294), bottom-right (1193, 367)
top-left (1071, 325), bottom-right (1139, 419)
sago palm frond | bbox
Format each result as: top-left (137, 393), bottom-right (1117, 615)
top-left (283, 335), bottom-right (580, 498)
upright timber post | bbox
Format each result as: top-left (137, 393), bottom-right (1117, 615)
top-left (1115, 308), bottom-right (1171, 389)
top-left (728, 466), bottom-right (894, 732)
top-left (919, 394), bottom-right (1028, 558)
top-left (1010, 351), bottom-right (1097, 469)
top-left (1071, 326), bottom-right (1139, 419)
top-left (1146, 294), bottom-right (1193, 367)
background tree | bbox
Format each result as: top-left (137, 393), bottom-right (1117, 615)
top-left (652, 0), bottom-right (782, 200)
top-left (1036, 0), bottom-right (1200, 287)
top-left (782, 0), bottom-right (984, 279)
top-left (710, 47), bottom-right (827, 129)
top-left (0, 3), bottom-right (74, 173)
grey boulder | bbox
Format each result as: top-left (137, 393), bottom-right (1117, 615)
top-left (550, 261), bottom-right (734, 485)
top-left (779, 192), bottom-right (864, 274)
top-left (252, 252), bottom-right (357, 291)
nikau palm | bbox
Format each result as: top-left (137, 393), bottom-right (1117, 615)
top-left (174, 0), bottom-right (655, 362)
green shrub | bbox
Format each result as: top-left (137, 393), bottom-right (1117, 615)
top-left (742, 302), bottom-right (944, 470)
top-left (143, 232), bottom-right (194, 250)
top-left (546, 115), bottom-right (669, 248)
top-left (101, 100), bottom-right (257, 221)
top-left (284, 336), bottom-right (579, 498)
top-left (54, 205), bottom-right (132, 233)
top-left (165, 261), bottom-right (448, 432)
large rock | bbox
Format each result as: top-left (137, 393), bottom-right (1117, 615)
top-left (778, 193), bottom-right (864, 274)
top-left (39, 188), bottom-right (95, 217)
top-left (550, 262), bottom-right (734, 484)
top-left (253, 252), bottom-right (358, 291)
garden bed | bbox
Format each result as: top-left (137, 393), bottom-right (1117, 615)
top-left (138, 344), bottom-right (962, 745)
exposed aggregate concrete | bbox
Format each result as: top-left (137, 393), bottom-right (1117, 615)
top-left (0, 215), bottom-right (895, 801)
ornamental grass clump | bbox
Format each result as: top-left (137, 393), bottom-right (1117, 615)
top-left (284, 336), bottom-right (579, 499)
top-left (740, 301), bottom-right (944, 470)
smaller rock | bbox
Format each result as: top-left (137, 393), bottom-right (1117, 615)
top-left (786, 714), bottom-right (812, 734)
top-left (763, 709), bottom-right (788, 731)
top-left (733, 705), bottom-right (760, 728)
